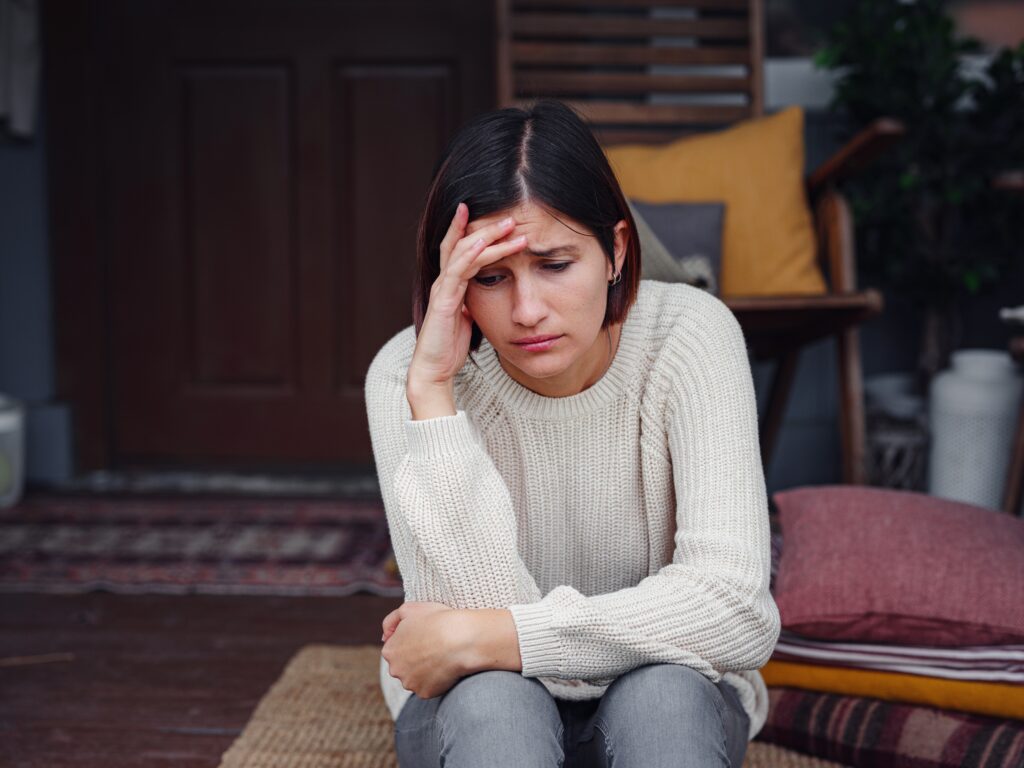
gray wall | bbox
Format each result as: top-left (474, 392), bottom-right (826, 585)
top-left (1, 103), bottom-right (1017, 492)
top-left (0, 98), bottom-right (74, 486)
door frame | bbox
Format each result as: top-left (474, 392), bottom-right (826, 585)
top-left (45, 0), bottom-right (110, 471)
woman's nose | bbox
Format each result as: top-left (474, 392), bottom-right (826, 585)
top-left (510, 277), bottom-right (548, 328)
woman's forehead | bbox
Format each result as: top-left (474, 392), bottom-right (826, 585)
top-left (465, 201), bottom-right (574, 237)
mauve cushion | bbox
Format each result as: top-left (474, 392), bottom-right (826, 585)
top-left (772, 485), bottom-right (1024, 647)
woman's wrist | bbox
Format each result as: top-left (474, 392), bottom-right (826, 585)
top-left (453, 608), bottom-right (522, 675)
top-left (406, 376), bottom-right (457, 420)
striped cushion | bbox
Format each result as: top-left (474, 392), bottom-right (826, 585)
top-left (759, 687), bottom-right (1024, 768)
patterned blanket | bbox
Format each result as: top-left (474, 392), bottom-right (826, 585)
top-left (760, 687), bottom-right (1024, 768)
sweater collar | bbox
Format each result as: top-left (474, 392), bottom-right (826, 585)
top-left (467, 282), bottom-right (648, 420)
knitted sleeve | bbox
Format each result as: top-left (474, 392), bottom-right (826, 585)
top-left (506, 300), bottom-right (781, 684)
top-left (364, 335), bottom-right (543, 610)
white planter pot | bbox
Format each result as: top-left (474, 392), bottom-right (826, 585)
top-left (927, 349), bottom-right (1024, 509)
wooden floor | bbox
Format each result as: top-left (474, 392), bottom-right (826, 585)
top-left (1, 592), bottom-right (403, 767)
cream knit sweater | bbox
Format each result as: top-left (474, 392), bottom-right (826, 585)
top-left (365, 279), bottom-right (781, 741)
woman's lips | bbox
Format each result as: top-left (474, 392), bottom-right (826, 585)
top-left (513, 335), bottom-right (562, 352)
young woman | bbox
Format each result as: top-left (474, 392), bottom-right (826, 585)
top-left (365, 99), bottom-right (780, 767)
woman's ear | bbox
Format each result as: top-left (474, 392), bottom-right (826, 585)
top-left (612, 219), bottom-right (628, 276)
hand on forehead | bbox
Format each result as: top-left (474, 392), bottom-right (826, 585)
top-left (464, 200), bottom-right (558, 241)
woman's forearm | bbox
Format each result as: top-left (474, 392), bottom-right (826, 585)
top-left (456, 608), bottom-right (523, 675)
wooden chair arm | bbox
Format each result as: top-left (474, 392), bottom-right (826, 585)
top-left (807, 117), bottom-right (906, 195)
top-left (1010, 335), bottom-right (1024, 363)
top-left (726, 290), bottom-right (884, 359)
top-left (814, 188), bottom-right (857, 293)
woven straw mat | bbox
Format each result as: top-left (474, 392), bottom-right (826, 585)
top-left (217, 644), bottom-right (846, 767)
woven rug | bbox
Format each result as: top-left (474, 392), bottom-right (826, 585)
top-left (0, 492), bottom-right (782, 598)
top-left (0, 493), bottom-right (402, 596)
top-left (217, 644), bottom-right (849, 767)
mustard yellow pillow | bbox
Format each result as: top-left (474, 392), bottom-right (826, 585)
top-left (605, 106), bottom-right (826, 298)
top-left (761, 659), bottom-right (1024, 723)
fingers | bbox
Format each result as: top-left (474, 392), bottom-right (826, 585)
top-left (439, 202), bottom-right (469, 274)
top-left (433, 232), bottom-right (526, 300)
top-left (432, 207), bottom-right (531, 326)
top-left (381, 607), bottom-right (402, 641)
top-left (440, 208), bottom-right (522, 278)
top-left (427, 234), bottom-right (526, 321)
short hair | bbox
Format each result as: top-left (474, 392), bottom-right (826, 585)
top-left (412, 98), bottom-right (642, 354)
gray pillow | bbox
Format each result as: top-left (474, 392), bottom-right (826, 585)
top-left (628, 198), bottom-right (725, 296)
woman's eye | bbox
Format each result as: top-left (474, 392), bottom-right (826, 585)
top-left (473, 263), bottom-right (569, 287)
top-left (473, 275), bottom-right (502, 287)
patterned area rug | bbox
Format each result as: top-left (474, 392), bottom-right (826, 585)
top-left (217, 644), bottom-right (849, 768)
top-left (0, 493), bottom-right (402, 596)
top-left (0, 492), bottom-right (783, 597)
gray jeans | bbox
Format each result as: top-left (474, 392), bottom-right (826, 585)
top-left (393, 663), bottom-right (751, 767)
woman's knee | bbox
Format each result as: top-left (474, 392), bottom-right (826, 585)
top-left (438, 670), bottom-right (559, 728)
top-left (595, 665), bottom-right (741, 766)
top-left (603, 664), bottom-right (726, 723)
top-left (434, 671), bottom-right (564, 765)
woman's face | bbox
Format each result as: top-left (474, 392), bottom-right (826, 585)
top-left (463, 199), bottom-right (627, 398)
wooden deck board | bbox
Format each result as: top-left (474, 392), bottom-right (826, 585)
top-left (0, 592), bottom-right (402, 767)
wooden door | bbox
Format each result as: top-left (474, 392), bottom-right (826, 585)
top-left (46, 0), bottom-right (495, 470)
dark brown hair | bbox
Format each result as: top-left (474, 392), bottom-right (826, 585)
top-left (412, 98), bottom-right (641, 353)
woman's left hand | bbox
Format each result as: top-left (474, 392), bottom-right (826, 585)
top-left (380, 601), bottom-right (475, 699)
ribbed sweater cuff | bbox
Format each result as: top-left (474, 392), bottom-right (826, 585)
top-left (404, 410), bottom-right (477, 459)
top-left (508, 601), bottom-right (562, 678)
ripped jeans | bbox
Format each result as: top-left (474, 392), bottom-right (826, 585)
top-left (393, 663), bottom-right (750, 767)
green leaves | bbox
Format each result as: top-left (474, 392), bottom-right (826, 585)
top-left (812, 46), bottom-right (838, 70)
top-left (816, 0), bottom-right (1024, 308)
top-left (963, 269), bottom-right (980, 294)
top-left (899, 170), bottom-right (919, 191)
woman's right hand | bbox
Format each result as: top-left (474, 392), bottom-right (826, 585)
top-left (407, 202), bottom-right (528, 397)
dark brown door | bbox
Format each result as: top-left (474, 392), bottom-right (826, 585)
top-left (48, 0), bottom-right (495, 470)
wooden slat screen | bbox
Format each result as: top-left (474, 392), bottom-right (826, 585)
top-left (497, 0), bottom-right (763, 145)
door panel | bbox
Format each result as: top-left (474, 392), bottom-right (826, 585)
top-left (78, 0), bottom-right (495, 469)
top-left (331, 65), bottom-right (457, 395)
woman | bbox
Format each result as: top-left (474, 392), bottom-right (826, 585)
top-left (365, 98), bottom-right (780, 767)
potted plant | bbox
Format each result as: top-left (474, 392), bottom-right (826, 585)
top-left (814, 0), bottom-right (1024, 392)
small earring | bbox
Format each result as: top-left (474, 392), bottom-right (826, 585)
top-left (608, 271), bottom-right (622, 287)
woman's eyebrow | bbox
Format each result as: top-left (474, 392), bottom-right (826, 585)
top-left (525, 245), bottom-right (580, 258)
